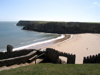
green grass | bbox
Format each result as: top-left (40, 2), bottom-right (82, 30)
top-left (0, 63), bottom-right (100, 75)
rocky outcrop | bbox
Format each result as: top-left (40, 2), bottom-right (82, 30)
top-left (17, 20), bottom-right (100, 34)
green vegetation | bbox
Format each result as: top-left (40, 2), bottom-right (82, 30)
top-left (17, 20), bottom-right (100, 34)
top-left (0, 63), bottom-right (100, 75)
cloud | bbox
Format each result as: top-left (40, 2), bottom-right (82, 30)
top-left (93, 2), bottom-right (98, 5)
top-left (93, 2), bottom-right (100, 6)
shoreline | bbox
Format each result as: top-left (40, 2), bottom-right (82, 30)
top-left (47, 33), bottom-right (100, 64)
top-left (13, 34), bottom-right (71, 51)
top-left (43, 34), bottom-right (73, 49)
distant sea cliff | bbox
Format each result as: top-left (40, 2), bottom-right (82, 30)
top-left (17, 20), bottom-right (100, 34)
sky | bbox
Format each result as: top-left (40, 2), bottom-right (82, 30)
top-left (0, 0), bottom-right (100, 22)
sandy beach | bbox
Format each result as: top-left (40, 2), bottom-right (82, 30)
top-left (43, 33), bottom-right (100, 64)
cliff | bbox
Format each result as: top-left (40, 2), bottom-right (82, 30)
top-left (17, 20), bottom-right (31, 26)
top-left (16, 20), bottom-right (50, 26)
top-left (17, 20), bottom-right (100, 34)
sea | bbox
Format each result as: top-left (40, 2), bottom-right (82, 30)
top-left (0, 21), bottom-right (60, 52)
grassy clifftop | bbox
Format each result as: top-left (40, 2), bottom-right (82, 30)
top-left (17, 20), bottom-right (100, 34)
top-left (0, 63), bottom-right (100, 75)
top-left (16, 20), bottom-right (52, 26)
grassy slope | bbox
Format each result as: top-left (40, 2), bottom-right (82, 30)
top-left (0, 63), bottom-right (100, 75)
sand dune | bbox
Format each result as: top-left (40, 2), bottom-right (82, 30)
top-left (44, 33), bottom-right (100, 64)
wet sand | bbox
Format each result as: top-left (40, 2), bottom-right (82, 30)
top-left (44, 33), bottom-right (100, 64)
top-left (25, 34), bottom-right (70, 49)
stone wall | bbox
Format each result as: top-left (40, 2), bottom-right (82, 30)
top-left (0, 46), bottom-right (76, 67)
top-left (45, 48), bottom-right (60, 63)
top-left (0, 49), bottom-right (34, 60)
top-left (0, 45), bottom-right (47, 67)
top-left (83, 53), bottom-right (100, 63)
top-left (0, 50), bottom-right (37, 67)
top-left (58, 51), bottom-right (76, 64)
top-left (45, 48), bottom-right (76, 64)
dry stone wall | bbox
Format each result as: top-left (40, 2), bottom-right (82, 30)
top-left (45, 48), bottom-right (76, 64)
top-left (83, 53), bottom-right (100, 63)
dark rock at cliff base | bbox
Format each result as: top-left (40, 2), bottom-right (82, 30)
top-left (23, 22), bottom-right (100, 34)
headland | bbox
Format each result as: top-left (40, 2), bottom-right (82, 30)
top-left (17, 20), bottom-right (100, 34)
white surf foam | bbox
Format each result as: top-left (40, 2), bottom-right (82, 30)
top-left (13, 34), bottom-right (65, 51)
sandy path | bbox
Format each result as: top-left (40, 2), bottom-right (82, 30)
top-left (44, 33), bottom-right (100, 64)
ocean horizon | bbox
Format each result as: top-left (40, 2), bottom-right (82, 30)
top-left (0, 21), bottom-right (60, 52)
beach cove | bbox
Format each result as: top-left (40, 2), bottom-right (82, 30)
top-left (1, 21), bottom-right (100, 70)
top-left (16, 21), bottom-right (100, 64)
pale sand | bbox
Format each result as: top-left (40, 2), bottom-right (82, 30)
top-left (43, 33), bottom-right (100, 64)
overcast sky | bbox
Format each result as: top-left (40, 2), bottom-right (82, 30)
top-left (0, 0), bottom-right (100, 22)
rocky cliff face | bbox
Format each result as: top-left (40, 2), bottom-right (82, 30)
top-left (17, 20), bottom-right (100, 34)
